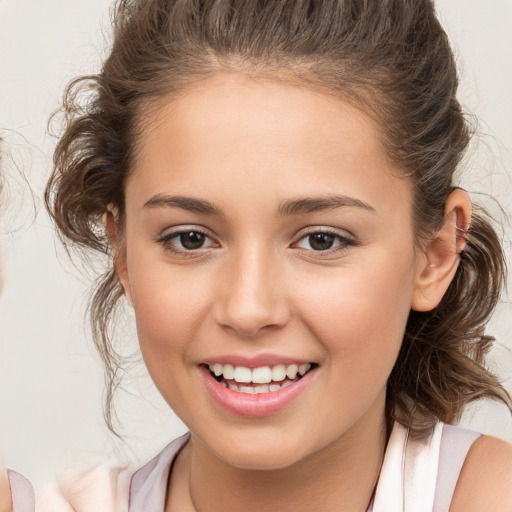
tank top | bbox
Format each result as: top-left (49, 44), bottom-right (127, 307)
top-left (8, 422), bottom-right (481, 512)
top-left (370, 422), bottom-right (480, 511)
top-left (128, 422), bottom-right (480, 512)
top-left (6, 470), bottom-right (34, 512)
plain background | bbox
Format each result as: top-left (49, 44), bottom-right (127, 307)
top-left (1, 0), bottom-right (511, 484)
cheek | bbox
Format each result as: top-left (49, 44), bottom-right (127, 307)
top-left (128, 257), bottom-right (213, 370)
top-left (294, 249), bottom-right (416, 372)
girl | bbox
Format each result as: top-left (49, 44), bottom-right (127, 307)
top-left (44, 0), bottom-right (512, 510)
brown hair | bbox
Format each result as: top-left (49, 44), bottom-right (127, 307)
top-left (46, 0), bottom-right (511, 433)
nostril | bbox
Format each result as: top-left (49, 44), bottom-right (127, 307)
top-left (216, 306), bottom-right (291, 338)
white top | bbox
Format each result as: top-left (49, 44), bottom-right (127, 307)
top-left (127, 422), bottom-right (480, 512)
top-left (11, 422), bottom-right (480, 511)
top-left (371, 422), bottom-right (480, 511)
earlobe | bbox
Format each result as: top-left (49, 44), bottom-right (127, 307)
top-left (411, 189), bottom-right (472, 312)
top-left (103, 205), bottom-right (134, 307)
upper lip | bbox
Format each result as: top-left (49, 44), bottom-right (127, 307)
top-left (200, 354), bottom-right (315, 368)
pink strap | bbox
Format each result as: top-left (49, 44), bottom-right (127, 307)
top-left (129, 433), bottom-right (190, 512)
top-left (433, 425), bottom-right (481, 511)
top-left (7, 470), bottom-right (34, 512)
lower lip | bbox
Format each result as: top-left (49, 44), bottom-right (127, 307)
top-left (199, 366), bottom-right (316, 417)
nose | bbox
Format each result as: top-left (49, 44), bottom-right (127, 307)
top-left (214, 245), bottom-right (290, 337)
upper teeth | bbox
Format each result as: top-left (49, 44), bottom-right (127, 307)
top-left (208, 363), bottom-right (311, 384)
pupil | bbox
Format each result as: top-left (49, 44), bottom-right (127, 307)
top-left (180, 231), bottom-right (205, 249)
top-left (309, 233), bottom-right (335, 251)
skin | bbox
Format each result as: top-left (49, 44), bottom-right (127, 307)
top-left (451, 436), bottom-right (512, 510)
top-left (0, 470), bottom-right (12, 512)
top-left (111, 74), bottom-right (511, 511)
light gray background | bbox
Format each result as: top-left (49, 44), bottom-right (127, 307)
top-left (1, 0), bottom-right (511, 484)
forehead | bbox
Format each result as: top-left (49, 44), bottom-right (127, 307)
top-left (128, 73), bottom-right (410, 214)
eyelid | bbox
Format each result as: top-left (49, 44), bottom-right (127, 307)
top-left (293, 226), bottom-right (356, 242)
top-left (156, 225), bottom-right (220, 253)
top-left (291, 226), bottom-right (358, 255)
top-left (157, 224), bottom-right (209, 240)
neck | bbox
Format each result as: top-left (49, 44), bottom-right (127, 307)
top-left (168, 400), bottom-right (388, 512)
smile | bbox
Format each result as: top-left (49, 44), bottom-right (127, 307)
top-left (200, 360), bottom-right (317, 417)
top-left (207, 363), bottom-right (313, 394)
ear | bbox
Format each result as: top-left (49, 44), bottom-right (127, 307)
top-left (103, 205), bottom-right (133, 307)
top-left (411, 189), bottom-right (472, 312)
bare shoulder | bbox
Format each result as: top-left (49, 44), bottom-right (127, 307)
top-left (450, 434), bottom-right (512, 511)
top-left (0, 468), bottom-right (13, 512)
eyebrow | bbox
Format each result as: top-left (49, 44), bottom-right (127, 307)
top-left (143, 193), bottom-right (375, 216)
top-left (277, 195), bottom-right (375, 216)
top-left (143, 194), bottom-right (222, 215)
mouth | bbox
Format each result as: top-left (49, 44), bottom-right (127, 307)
top-left (204, 362), bottom-right (317, 395)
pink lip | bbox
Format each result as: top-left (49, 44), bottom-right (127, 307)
top-left (201, 353), bottom-right (312, 368)
top-left (199, 365), bottom-right (316, 417)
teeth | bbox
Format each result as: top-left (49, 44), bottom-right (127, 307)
top-left (271, 365), bottom-right (286, 382)
top-left (228, 380), bottom-right (295, 394)
top-left (298, 363), bottom-right (311, 376)
top-left (227, 382), bottom-right (239, 392)
top-left (208, 362), bottom-right (313, 385)
top-left (286, 364), bottom-right (298, 379)
top-left (223, 364), bottom-right (235, 380)
top-left (233, 366), bottom-right (252, 383)
top-left (252, 366), bottom-right (272, 384)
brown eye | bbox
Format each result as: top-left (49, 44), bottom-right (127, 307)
top-left (180, 231), bottom-right (206, 249)
top-left (294, 229), bottom-right (357, 256)
top-left (157, 227), bottom-right (218, 255)
top-left (308, 233), bottom-right (336, 251)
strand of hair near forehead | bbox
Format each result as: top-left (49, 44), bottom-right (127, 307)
top-left (45, 0), bottom-right (511, 434)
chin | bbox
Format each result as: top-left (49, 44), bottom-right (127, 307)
top-left (198, 426), bottom-right (326, 472)
top-left (219, 445), bottom-right (307, 471)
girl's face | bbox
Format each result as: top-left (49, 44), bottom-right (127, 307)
top-left (117, 74), bottom-right (426, 469)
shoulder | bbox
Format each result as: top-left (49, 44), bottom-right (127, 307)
top-left (0, 469), bottom-right (12, 512)
top-left (450, 434), bottom-right (512, 511)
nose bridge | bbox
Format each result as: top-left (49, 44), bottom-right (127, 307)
top-left (215, 241), bottom-right (288, 336)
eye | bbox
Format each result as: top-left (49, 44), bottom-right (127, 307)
top-left (157, 228), bottom-right (218, 253)
top-left (178, 231), bottom-right (207, 250)
top-left (294, 229), bottom-right (356, 253)
top-left (302, 232), bottom-right (336, 251)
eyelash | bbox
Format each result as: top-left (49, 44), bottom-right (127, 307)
top-left (156, 227), bottom-right (358, 257)
top-left (156, 227), bottom-right (218, 257)
top-left (292, 228), bottom-right (358, 257)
